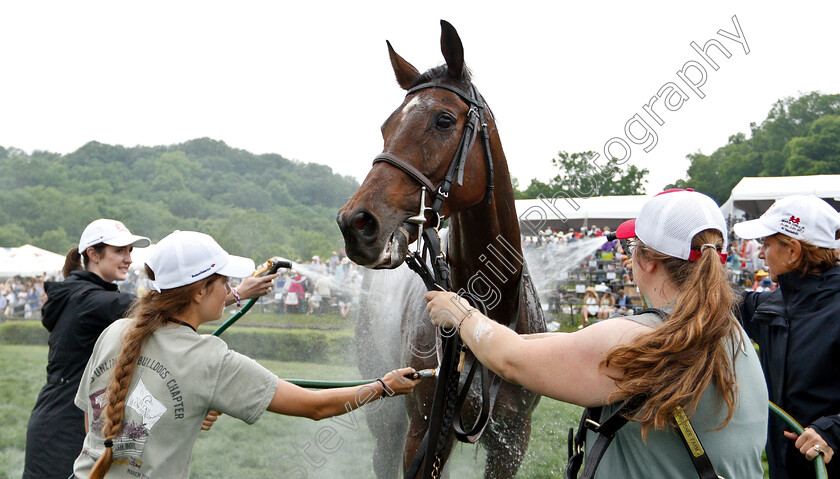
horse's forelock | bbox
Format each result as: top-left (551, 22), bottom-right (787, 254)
top-left (410, 64), bottom-right (472, 90)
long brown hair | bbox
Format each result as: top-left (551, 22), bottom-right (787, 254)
top-left (603, 229), bottom-right (740, 439)
top-left (62, 244), bottom-right (107, 278)
top-left (773, 232), bottom-right (840, 276)
top-left (89, 266), bottom-right (221, 479)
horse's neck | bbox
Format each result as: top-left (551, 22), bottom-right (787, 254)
top-left (448, 146), bottom-right (523, 314)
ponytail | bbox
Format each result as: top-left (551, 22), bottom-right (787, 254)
top-left (63, 243), bottom-right (108, 278)
top-left (89, 267), bottom-right (221, 478)
top-left (62, 248), bottom-right (83, 278)
top-left (603, 229), bottom-right (739, 440)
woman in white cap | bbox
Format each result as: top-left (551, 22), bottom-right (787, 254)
top-left (71, 231), bottom-right (418, 479)
top-left (23, 219), bottom-right (152, 479)
top-left (426, 189), bottom-right (768, 478)
top-left (23, 220), bottom-right (277, 479)
top-left (734, 195), bottom-right (840, 479)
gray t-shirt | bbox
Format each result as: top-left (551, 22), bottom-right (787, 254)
top-left (73, 318), bottom-right (280, 479)
top-left (587, 310), bottom-right (768, 479)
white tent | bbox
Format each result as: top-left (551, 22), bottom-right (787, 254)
top-left (126, 243), bottom-right (158, 271)
top-left (516, 195), bottom-right (651, 234)
top-left (0, 244), bottom-right (66, 278)
top-left (723, 175), bottom-right (840, 218)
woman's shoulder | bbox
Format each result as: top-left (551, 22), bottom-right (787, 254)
top-left (91, 317), bottom-right (135, 350)
top-left (104, 317), bottom-right (134, 334)
top-left (619, 309), bottom-right (667, 328)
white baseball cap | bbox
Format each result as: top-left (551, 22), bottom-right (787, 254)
top-left (78, 219), bottom-right (151, 252)
top-left (146, 230), bottom-right (255, 291)
top-left (733, 195), bottom-right (840, 249)
top-left (616, 189), bottom-right (728, 263)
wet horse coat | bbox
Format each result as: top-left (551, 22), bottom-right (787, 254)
top-left (338, 21), bottom-right (546, 478)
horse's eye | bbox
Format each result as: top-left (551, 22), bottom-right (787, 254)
top-left (435, 113), bottom-right (455, 130)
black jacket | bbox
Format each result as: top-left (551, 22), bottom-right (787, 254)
top-left (739, 265), bottom-right (840, 479)
top-left (23, 270), bottom-right (134, 479)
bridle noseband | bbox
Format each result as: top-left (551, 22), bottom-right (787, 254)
top-left (372, 81), bottom-right (495, 230)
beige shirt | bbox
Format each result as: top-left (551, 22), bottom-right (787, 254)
top-left (73, 318), bottom-right (279, 479)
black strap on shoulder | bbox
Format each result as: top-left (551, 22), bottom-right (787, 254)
top-left (567, 395), bottom-right (647, 479)
top-left (673, 406), bottom-right (720, 479)
top-left (566, 383), bottom-right (723, 478)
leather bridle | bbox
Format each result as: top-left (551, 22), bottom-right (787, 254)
top-left (372, 81), bottom-right (495, 229)
top-left (372, 81), bottom-right (519, 479)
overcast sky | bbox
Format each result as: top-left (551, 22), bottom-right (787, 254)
top-left (1, 1), bottom-right (837, 195)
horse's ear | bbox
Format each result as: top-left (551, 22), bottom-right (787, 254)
top-left (440, 20), bottom-right (464, 79)
top-left (387, 40), bottom-right (420, 91)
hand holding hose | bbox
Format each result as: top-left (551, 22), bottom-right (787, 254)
top-left (201, 411), bottom-right (222, 431)
top-left (785, 427), bottom-right (834, 463)
top-left (235, 273), bottom-right (279, 300)
top-left (381, 367), bottom-right (421, 397)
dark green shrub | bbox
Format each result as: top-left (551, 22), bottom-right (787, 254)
top-left (0, 321), bottom-right (49, 345)
top-left (200, 327), bottom-right (355, 365)
top-left (0, 322), bottom-right (355, 365)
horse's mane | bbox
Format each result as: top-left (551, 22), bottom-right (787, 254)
top-left (410, 65), bottom-right (473, 89)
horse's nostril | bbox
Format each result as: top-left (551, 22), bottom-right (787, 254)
top-left (351, 210), bottom-right (379, 241)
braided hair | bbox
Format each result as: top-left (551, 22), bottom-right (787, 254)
top-left (89, 266), bottom-right (221, 478)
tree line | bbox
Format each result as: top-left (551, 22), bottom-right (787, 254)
top-left (0, 138), bottom-right (359, 263)
top-left (668, 91), bottom-right (840, 204)
top-left (4, 90), bottom-right (836, 263)
top-left (511, 91), bottom-right (840, 206)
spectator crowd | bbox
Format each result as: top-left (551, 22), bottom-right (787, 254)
top-left (1, 276), bottom-right (51, 321)
top-left (522, 223), bottom-right (781, 329)
top-left (1, 250), bottom-right (364, 323)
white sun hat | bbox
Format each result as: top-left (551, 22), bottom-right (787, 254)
top-left (733, 195), bottom-right (840, 249)
top-left (78, 219), bottom-right (151, 252)
top-left (146, 230), bottom-right (255, 291)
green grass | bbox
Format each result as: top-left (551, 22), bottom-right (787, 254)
top-left (0, 345), bottom-right (580, 478)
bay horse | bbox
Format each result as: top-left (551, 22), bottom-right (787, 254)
top-left (337, 21), bottom-right (546, 478)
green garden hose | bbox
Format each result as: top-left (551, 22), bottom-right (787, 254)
top-left (769, 401), bottom-right (828, 479)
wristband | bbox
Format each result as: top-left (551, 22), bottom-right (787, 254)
top-left (232, 288), bottom-right (241, 308)
top-left (375, 378), bottom-right (388, 398)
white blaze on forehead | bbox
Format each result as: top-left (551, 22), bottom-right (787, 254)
top-left (399, 96), bottom-right (423, 120)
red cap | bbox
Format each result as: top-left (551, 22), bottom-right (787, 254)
top-left (615, 219), bottom-right (636, 240)
top-left (655, 187), bottom-right (693, 196)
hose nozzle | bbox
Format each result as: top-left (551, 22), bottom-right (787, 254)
top-left (405, 368), bottom-right (437, 380)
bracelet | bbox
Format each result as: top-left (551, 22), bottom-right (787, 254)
top-left (232, 288), bottom-right (241, 308)
top-left (458, 308), bottom-right (479, 329)
top-left (375, 378), bottom-right (388, 398)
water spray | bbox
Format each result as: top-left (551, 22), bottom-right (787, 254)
top-left (211, 256), bottom-right (435, 389)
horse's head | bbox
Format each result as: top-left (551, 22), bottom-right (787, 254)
top-left (338, 21), bottom-right (494, 269)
